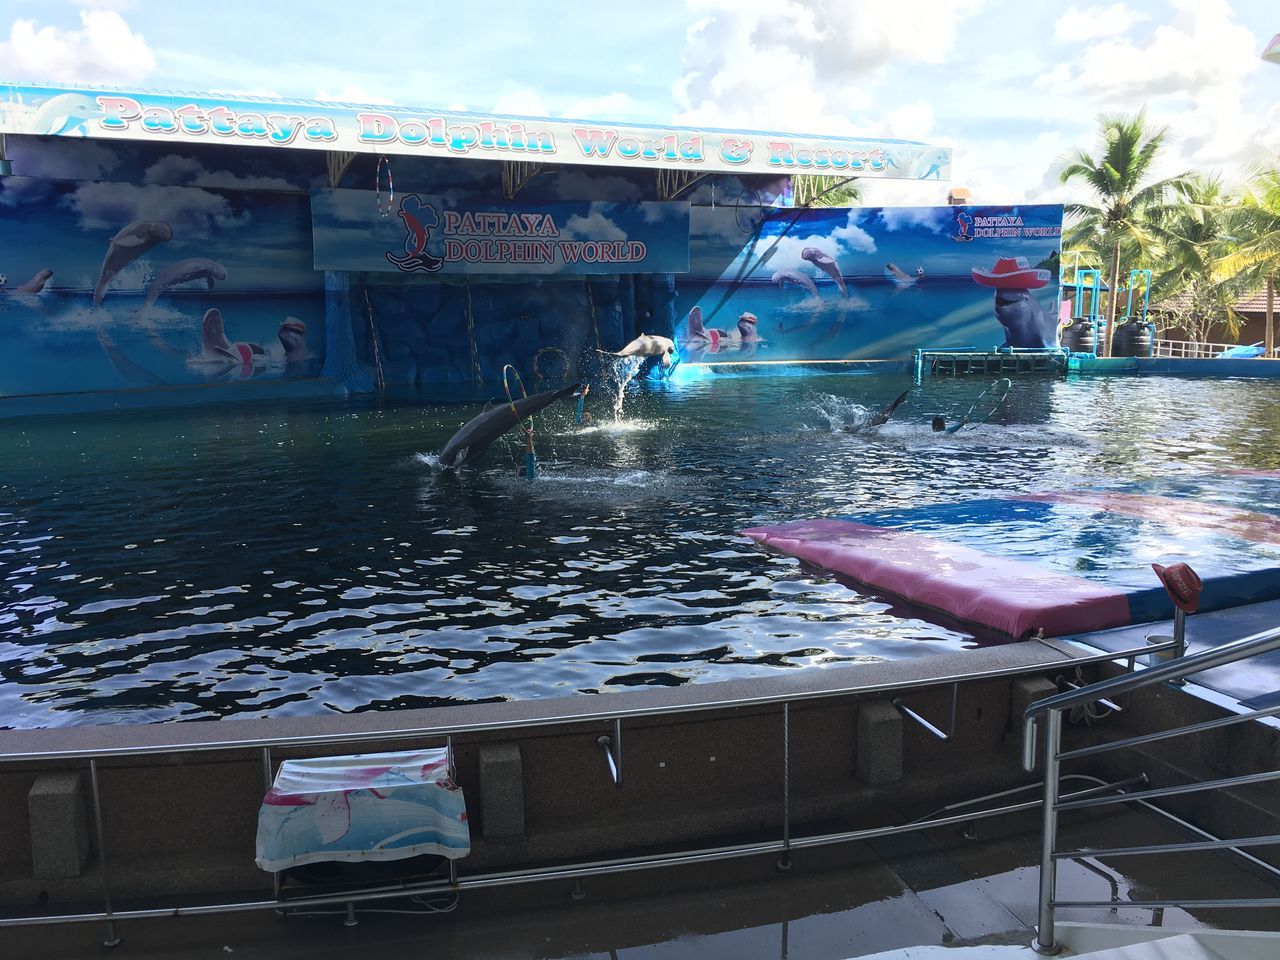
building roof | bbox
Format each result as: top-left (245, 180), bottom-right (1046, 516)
top-left (1153, 287), bottom-right (1275, 314)
top-left (0, 81), bottom-right (951, 180)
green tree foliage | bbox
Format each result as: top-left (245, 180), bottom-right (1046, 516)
top-left (1059, 111), bottom-right (1191, 352)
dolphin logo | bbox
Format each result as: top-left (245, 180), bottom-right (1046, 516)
top-left (30, 93), bottom-right (103, 138)
top-left (951, 210), bottom-right (974, 243)
top-left (385, 195), bottom-right (444, 273)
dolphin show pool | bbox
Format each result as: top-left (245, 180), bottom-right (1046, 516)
top-left (5, 371), bottom-right (1280, 729)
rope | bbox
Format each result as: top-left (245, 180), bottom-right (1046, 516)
top-left (502, 364), bottom-right (536, 479)
top-left (362, 278), bottom-right (386, 394)
top-left (945, 377), bottom-right (1012, 434)
top-left (375, 155), bottom-right (394, 218)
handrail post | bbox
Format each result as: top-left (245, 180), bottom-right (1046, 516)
top-left (1034, 708), bottom-right (1063, 955)
top-left (779, 702), bottom-right (791, 872)
top-left (88, 759), bottom-right (122, 948)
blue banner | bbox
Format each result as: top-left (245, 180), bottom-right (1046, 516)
top-left (311, 190), bottom-right (690, 276)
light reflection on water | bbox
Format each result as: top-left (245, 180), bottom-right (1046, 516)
top-left (3, 373), bottom-right (1280, 728)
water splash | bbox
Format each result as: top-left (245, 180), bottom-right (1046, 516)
top-left (600, 355), bottom-right (644, 419)
top-left (810, 393), bottom-right (871, 432)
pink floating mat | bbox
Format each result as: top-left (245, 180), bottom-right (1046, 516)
top-left (1013, 491), bottom-right (1280, 545)
top-left (742, 518), bottom-right (1132, 639)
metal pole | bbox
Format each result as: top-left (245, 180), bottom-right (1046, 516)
top-left (779, 702), bottom-right (791, 872)
top-left (88, 759), bottom-right (122, 948)
top-left (262, 748), bottom-right (280, 901)
top-left (447, 736), bottom-right (458, 887)
top-left (1172, 608), bottom-right (1187, 678)
top-left (1033, 709), bottom-right (1062, 955)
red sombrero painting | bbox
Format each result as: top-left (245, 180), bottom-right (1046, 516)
top-left (971, 256), bottom-right (1052, 290)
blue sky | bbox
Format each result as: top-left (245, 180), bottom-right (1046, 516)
top-left (1, 1), bottom-right (1277, 206)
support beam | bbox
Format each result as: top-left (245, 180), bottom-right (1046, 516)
top-left (326, 151), bottom-right (357, 189)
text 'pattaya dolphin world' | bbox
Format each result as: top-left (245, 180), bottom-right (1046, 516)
top-left (0, 81), bottom-right (1060, 409)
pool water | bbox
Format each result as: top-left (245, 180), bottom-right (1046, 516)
top-left (4, 373), bottom-right (1280, 728)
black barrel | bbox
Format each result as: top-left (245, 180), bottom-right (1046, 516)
top-left (1060, 318), bottom-right (1096, 354)
top-left (1111, 319), bottom-right (1153, 358)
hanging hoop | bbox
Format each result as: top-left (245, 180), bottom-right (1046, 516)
top-left (502, 364), bottom-right (531, 427)
top-left (375, 155), bottom-right (394, 218)
top-left (946, 378), bottom-right (1012, 434)
top-left (531, 346), bottom-right (569, 382)
top-left (502, 364), bottom-right (536, 479)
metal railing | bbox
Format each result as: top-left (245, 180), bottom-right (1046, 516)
top-left (1153, 338), bottom-right (1275, 359)
top-left (0, 637), bottom-right (1179, 944)
top-left (1022, 625), bottom-right (1280, 955)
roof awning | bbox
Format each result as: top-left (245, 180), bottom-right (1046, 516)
top-left (0, 81), bottom-right (951, 181)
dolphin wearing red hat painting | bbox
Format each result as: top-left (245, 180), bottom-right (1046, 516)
top-left (971, 255), bottom-right (1057, 348)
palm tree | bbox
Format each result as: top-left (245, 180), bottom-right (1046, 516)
top-left (792, 174), bottom-right (861, 207)
top-left (1217, 164), bottom-right (1280, 355)
top-left (1060, 110), bottom-right (1191, 355)
top-left (1146, 174), bottom-right (1247, 345)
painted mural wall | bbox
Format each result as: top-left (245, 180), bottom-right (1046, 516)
top-left (0, 133), bottom-right (1064, 405)
top-left (0, 171), bottom-right (324, 397)
top-left (675, 204), bottom-right (1064, 363)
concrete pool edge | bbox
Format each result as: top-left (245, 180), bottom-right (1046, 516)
top-left (0, 637), bottom-right (1089, 757)
top-left (4, 634), bottom-right (1280, 933)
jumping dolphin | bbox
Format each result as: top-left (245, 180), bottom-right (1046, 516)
top-left (771, 269), bottom-right (819, 297)
top-left (844, 390), bottom-right (910, 433)
top-left (599, 334), bottom-right (676, 365)
top-left (198, 308), bottom-right (265, 368)
top-left (5, 269), bottom-right (54, 294)
top-left (800, 247), bottom-right (847, 298)
top-left (884, 262), bottom-right (919, 286)
top-left (30, 93), bottom-right (102, 137)
top-left (144, 259), bottom-right (228, 307)
top-left (94, 221), bottom-right (174, 306)
top-left (993, 290), bottom-right (1057, 348)
top-left (439, 382), bottom-right (581, 469)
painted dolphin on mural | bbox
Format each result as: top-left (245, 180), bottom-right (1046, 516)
top-left (277, 318), bottom-right (311, 365)
top-left (771, 269), bottom-right (819, 298)
top-left (29, 93), bottom-right (103, 137)
top-left (144, 259), bottom-right (228, 307)
top-left (599, 334), bottom-right (676, 365)
top-left (993, 290), bottom-right (1057, 348)
top-left (96, 330), bottom-right (165, 387)
top-left (681, 306), bottom-right (762, 355)
top-left (972, 256), bottom-right (1057, 348)
top-left (438, 382), bottom-right (581, 469)
top-left (800, 247), bottom-right (847, 298)
top-left (195, 308), bottom-right (265, 371)
top-left (93, 221), bottom-right (174, 306)
top-left (1, 268), bottom-right (54, 294)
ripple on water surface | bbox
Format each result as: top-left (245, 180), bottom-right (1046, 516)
top-left (3, 374), bottom-right (1280, 727)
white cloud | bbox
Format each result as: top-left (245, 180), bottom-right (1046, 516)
top-left (1054, 4), bottom-right (1148, 44)
top-left (314, 86), bottom-right (395, 106)
top-left (884, 101), bottom-right (935, 142)
top-left (563, 208), bottom-right (628, 242)
top-left (562, 92), bottom-right (637, 121)
top-left (66, 182), bottom-right (250, 236)
top-left (66, 1), bottom-right (139, 9)
top-left (0, 10), bottom-right (155, 84)
top-left (491, 88), bottom-right (550, 117)
top-left (142, 154), bottom-right (298, 192)
top-left (673, 0), bottom-right (986, 132)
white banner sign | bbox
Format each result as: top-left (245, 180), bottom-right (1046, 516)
top-left (0, 83), bottom-right (952, 181)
